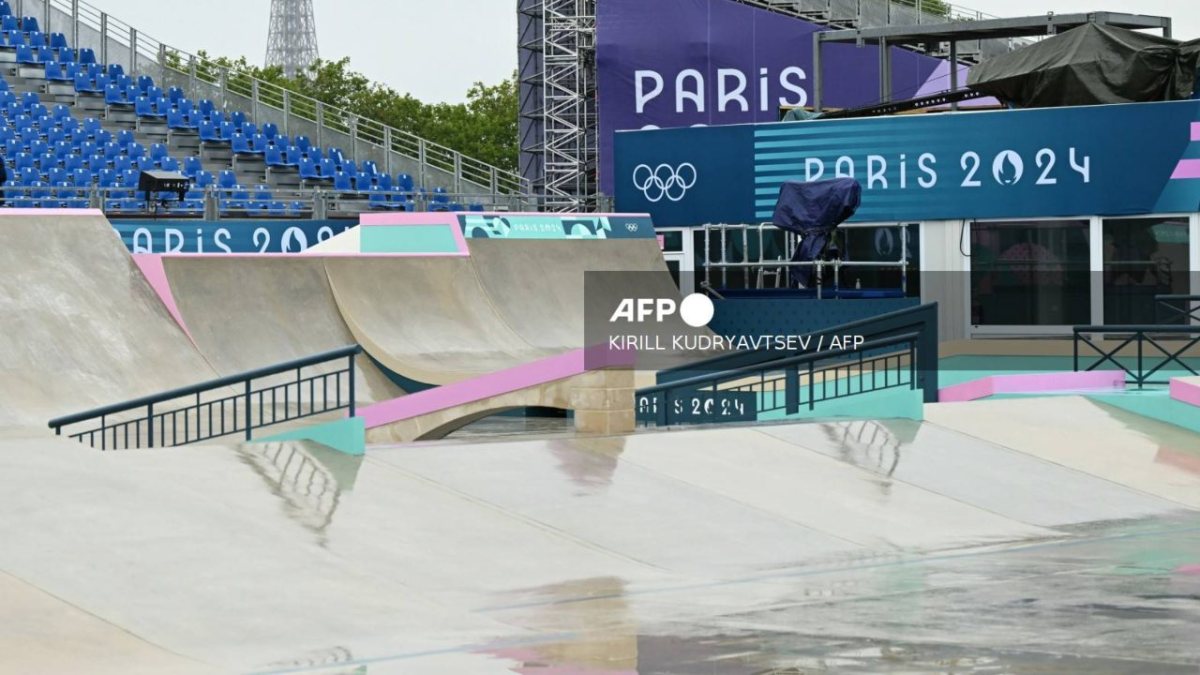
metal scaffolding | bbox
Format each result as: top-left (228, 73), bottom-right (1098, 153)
top-left (265, 0), bottom-right (320, 79)
top-left (518, 0), bottom-right (597, 210)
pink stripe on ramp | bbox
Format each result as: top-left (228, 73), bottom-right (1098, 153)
top-left (939, 370), bottom-right (1125, 402)
top-left (1171, 159), bottom-right (1200, 179)
top-left (1192, 122), bottom-right (1200, 142)
top-left (359, 346), bottom-right (634, 428)
top-left (1170, 377), bottom-right (1200, 408)
top-left (0, 208), bottom-right (104, 216)
top-left (132, 255), bottom-right (195, 345)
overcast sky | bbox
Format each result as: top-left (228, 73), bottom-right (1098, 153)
top-left (90, 1), bottom-right (1196, 104)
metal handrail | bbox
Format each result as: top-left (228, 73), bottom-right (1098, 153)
top-left (35, 0), bottom-right (529, 196)
top-left (636, 331), bottom-right (920, 426)
top-left (1073, 325), bottom-right (1200, 388)
top-left (48, 345), bottom-right (362, 448)
top-left (1156, 294), bottom-right (1200, 324)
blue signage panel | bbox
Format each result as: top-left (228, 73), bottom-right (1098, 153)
top-left (615, 100), bottom-right (1200, 226)
top-left (458, 213), bottom-right (656, 239)
top-left (111, 220), bottom-right (356, 253)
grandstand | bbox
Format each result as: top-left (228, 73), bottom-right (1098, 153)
top-left (0, 1), bottom-right (501, 216)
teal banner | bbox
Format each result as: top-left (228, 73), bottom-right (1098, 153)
top-left (113, 220), bottom-right (354, 253)
top-left (615, 100), bottom-right (1200, 226)
top-left (458, 214), bottom-right (656, 239)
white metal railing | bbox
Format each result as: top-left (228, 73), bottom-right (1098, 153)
top-left (20, 0), bottom-right (530, 196)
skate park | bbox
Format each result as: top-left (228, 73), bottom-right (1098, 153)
top-left (3, 0), bottom-right (1200, 673)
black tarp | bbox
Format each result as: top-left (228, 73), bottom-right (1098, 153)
top-left (967, 24), bottom-right (1200, 107)
top-left (772, 178), bottom-right (862, 288)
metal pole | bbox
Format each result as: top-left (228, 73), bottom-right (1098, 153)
top-left (879, 37), bottom-right (891, 103)
top-left (99, 12), bottom-right (107, 66)
top-left (812, 35), bottom-right (822, 113)
top-left (949, 41), bottom-right (959, 111)
top-left (146, 403), bottom-right (154, 448)
top-left (244, 379), bottom-right (253, 440)
top-left (282, 90), bottom-right (290, 137)
top-left (347, 354), bottom-right (357, 418)
top-left (158, 43), bottom-right (166, 87)
top-left (188, 56), bottom-right (196, 101)
top-left (315, 101), bottom-right (324, 149)
top-left (71, 0), bottom-right (79, 53)
top-left (129, 27), bottom-right (137, 73)
top-left (251, 79), bottom-right (260, 123)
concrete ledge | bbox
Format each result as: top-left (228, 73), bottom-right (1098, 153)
top-left (1170, 377), bottom-right (1200, 408)
top-left (940, 370), bottom-right (1126, 402)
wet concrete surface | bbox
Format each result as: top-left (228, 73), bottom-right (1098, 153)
top-left (2, 404), bottom-right (1200, 673)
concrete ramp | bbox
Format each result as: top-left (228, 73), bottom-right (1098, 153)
top-left (154, 256), bottom-right (402, 404)
top-left (0, 210), bottom-right (215, 430)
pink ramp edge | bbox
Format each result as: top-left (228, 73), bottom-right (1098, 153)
top-left (358, 345), bottom-right (635, 429)
top-left (939, 370), bottom-right (1125, 402)
top-left (0, 207), bottom-right (104, 216)
top-left (1171, 159), bottom-right (1200, 179)
top-left (132, 255), bottom-right (196, 345)
top-left (1169, 377), bottom-right (1200, 408)
top-left (1192, 122), bottom-right (1200, 142)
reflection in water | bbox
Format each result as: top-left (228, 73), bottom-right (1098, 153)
top-left (548, 437), bottom-right (628, 493)
top-left (819, 419), bottom-right (918, 495)
top-left (235, 440), bottom-right (364, 546)
top-left (1089, 399), bottom-right (1200, 477)
top-left (487, 577), bottom-right (637, 674)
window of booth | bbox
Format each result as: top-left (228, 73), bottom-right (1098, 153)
top-left (970, 219), bottom-right (1091, 327)
top-left (1103, 216), bottom-right (1191, 324)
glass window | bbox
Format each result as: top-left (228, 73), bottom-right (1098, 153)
top-left (1103, 217), bottom-right (1191, 325)
top-left (970, 220), bottom-right (1091, 326)
top-left (841, 224), bottom-right (920, 297)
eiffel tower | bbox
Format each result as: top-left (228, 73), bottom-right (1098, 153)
top-left (265, 0), bottom-right (320, 78)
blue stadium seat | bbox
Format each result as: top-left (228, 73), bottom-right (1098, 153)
top-left (97, 168), bottom-right (116, 187)
top-left (35, 46), bottom-right (54, 63)
top-left (45, 127), bottom-right (66, 145)
top-left (224, 189), bottom-right (249, 211)
top-left (21, 16), bottom-right (40, 33)
top-left (112, 155), bottom-right (132, 173)
top-left (149, 143), bottom-right (168, 164)
top-left (135, 96), bottom-right (163, 118)
top-left (361, 160), bottom-right (378, 176)
top-left (78, 47), bottom-right (95, 64)
top-left (119, 169), bottom-right (139, 187)
top-left (106, 63), bottom-right (123, 79)
top-left (432, 187), bottom-right (449, 204)
top-left (50, 103), bottom-right (70, 120)
top-left (396, 173), bottom-right (414, 191)
top-left (376, 173), bottom-right (393, 191)
top-left (194, 170), bottom-right (214, 188)
top-left (332, 171), bottom-right (352, 192)
top-left (368, 186), bottom-right (394, 210)
top-left (208, 110), bottom-right (224, 126)
top-left (231, 132), bottom-right (253, 155)
top-left (104, 83), bottom-right (128, 105)
top-left (44, 61), bottom-right (70, 81)
top-left (261, 123), bottom-right (278, 140)
top-left (0, 15), bottom-right (16, 30)
top-left (166, 107), bottom-right (191, 130)
top-left (353, 172), bottom-right (372, 190)
top-left (29, 102), bottom-right (47, 117)
top-left (27, 139), bottom-right (46, 157)
top-left (94, 129), bottom-right (113, 146)
top-left (198, 120), bottom-right (218, 142)
top-left (318, 157), bottom-right (336, 177)
top-left (238, 122), bottom-right (256, 137)
top-left (182, 156), bottom-right (202, 178)
top-left (468, 203), bottom-right (485, 212)
top-left (82, 117), bottom-right (101, 136)
top-left (47, 31), bottom-right (66, 49)
top-left (136, 75), bottom-right (152, 92)
top-left (147, 85), bottom-right (163, 101)
top-left (217, 170), bottom-right (237, 189)
top-left (267, 200), bottom-right (286, 216)
top-left (218, 120), bottom-right (235, 139)
top-left (167, 86), bottom-right (183, 103)
top-left (57, 47), bottom-right (75, 63)
top-left (0, 1), bottom-right (9, 15)
top-left (14, 45), bottom-right (35, 64)
top-left (253, 185), bottom-right (272, 201)
top-left (126, 143), bottom-right (144, 160)
top-left (159, 157), bottom-right (179, 172)
top-left (25, 30), bottom-right (45, 48)
top-left (294, 135), bottom-right (311, 154)
top-left (72, 71), bottom-right (93, 92)
top-left (327, 147), bottom-right (345, 166)
top-left (341, 159), bottom-right (357, 175)
top-left (46, 166), bottom-right (66, 184)
top-left (229, 110), bottom-right (245, 128)
top-left (197, 99), bottom-right (214, 118)
top-left (61, 116), bottom-right (78, 131)
top-left (264, 145), bottom-right (286, 167)
top-left (176, 98), bottom-right (193, 116)
top-left (84, 155), bottom-right (105, 173)
top-left (298, 157), bottom-right (319, 180)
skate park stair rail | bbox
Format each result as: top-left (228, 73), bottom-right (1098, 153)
top-left (636, 331), bottom-right (923, 427)
top-left (1074, 324), bottom-right (1200, 388)
top-left (49, 346), bottom-right (362, 450)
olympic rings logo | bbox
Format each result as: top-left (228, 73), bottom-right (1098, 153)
top-left (632, 163), bottom-right (697, 203)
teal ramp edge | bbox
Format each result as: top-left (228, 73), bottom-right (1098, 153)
top-left (757, 387), bottom-right (924, 423)
top-left (1087, 392), bottom-right (1200, 435)
top-left (360, 224), bottom-right (460, 254)
top-left (255, 417), bottom-right (366, 456)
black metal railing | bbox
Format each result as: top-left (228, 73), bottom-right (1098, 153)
top-left (637, 332), bottom-right (919, 427)
top-left (48, 346), bottom-right (362, 449)
top-left (1074, 326), bottom-right (1200, 388)
top-left (1156, 294), bottom-right (1200, 325)
top-left (656, 302), bottom-right (939, 403)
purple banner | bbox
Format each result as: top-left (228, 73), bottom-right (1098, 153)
top-left (596, 0), bottom-right (945, 193)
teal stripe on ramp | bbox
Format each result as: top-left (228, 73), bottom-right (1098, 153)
top-left (361, 225), bottom-right (459, 254)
